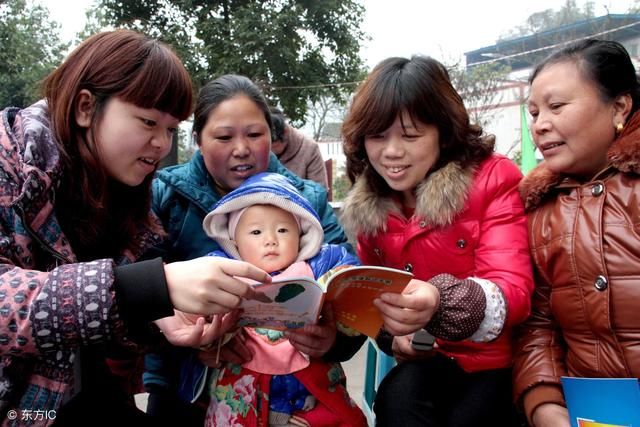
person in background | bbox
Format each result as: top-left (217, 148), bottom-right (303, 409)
top-left (194, 172), bottom-right (366, 426)
top-left (0, 29), bottom-right (268, 426)
top-left (513, 39), bottom-right (640, 427)
top-left (145, 74), bottom-right (358, 425)
top-left (340, 55), bottom-right (533, 426)
top-left (270, 107), bottom-right (329, 188)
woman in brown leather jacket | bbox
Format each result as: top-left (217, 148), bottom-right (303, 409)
top-left (513, 39), bottom-right (640, 426)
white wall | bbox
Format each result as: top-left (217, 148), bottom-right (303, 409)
top-left (318, 140), bottom-right (346, 172)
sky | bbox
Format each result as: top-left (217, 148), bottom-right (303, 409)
top-left (360, 0), bottom-right (635, 67)
top-left (42, 0), bottom-right (636, 68)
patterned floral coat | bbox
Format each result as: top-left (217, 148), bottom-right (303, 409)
top-left (0, 102), bottom-right (164, 426)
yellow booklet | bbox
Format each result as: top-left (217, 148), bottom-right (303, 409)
top-left (239, 265), bottom-right (413, 338)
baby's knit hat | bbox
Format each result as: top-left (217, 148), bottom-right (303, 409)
top-left (203, 172), bottom-right (324, 261)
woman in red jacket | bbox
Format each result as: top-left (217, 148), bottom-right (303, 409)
top-left (340, 55), bottom-right (533, 426)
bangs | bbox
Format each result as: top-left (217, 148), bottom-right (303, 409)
top-left (355, 65), bottom-right (436, 137)
top-left (356, 73), bottom-right (400, 136)
top-left (394, 65), bottom-right (438, 129)
top-left (120, 44), bottom-right (193, 121)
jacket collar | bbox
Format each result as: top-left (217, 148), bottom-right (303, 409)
top-left (278, 126), bottom-right (304, 163)
top-left (6, 101), bottom-right (63, 228)
top-left (341, 160), bottom-right (476, 237)
top-left (3, 102), bottom-right (162, 264)
top-left (155, 150), bottom-right (222, 211)
top-left (155, 150), bottom-right (308, 212)
top-left (519, 110), bottom-right (640, 212)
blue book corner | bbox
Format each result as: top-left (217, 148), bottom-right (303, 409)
top-left (561, 377), bottom-right (640, 427)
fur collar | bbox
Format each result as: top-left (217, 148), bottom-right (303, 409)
top-left (519, 111), bottom-right (640, 211)
top-left (341, 161), bottom-right (476, 237)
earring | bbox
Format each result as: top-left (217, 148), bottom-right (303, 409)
top-left (616, 122), bottom-right (624, 134)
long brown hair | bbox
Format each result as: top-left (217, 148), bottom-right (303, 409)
top-left (43, 29), bottom-right (193, 260)
top-left (342, 55), bottom-right (494, 193)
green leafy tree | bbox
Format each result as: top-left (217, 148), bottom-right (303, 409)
top-left (510, 149), bottom-right (522, 167)
top-left (95, 0), bottom-right (367, 124)
top-left (0, 0), bottom-right (68, 108)
top-left (177, 127), bottom-right (196, 165)
top-left (76, 3), bottom-right (111, 43)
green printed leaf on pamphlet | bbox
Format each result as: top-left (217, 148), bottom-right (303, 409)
top-left (274, 282), bottom-right (305, 302)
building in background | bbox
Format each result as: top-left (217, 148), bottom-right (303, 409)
top-left (314, 14), bottom-right (640, 200)
top-left (464, 13), bottom-right (640, 156)
top-left (317, 122), bottom-right (345, 171)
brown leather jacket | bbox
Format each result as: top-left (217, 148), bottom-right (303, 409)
top-left (513, 111), bottom-right (640, 423)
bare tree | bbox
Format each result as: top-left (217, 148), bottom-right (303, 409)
top-left (500, 0), bottom-right (596, 39)
top-left (307, 92), bottom-right (351, 141)
top-left (448, 62), bottom-right (512, 128)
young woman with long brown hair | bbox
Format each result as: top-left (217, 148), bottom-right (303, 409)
top-left (341, 55), bottom-right (533, 426)
top-left (0, 30), bottom-right (268, 425)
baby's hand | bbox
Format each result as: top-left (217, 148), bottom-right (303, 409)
top-left (198, 329), bottom-right (253, 367)
top-left (154, 310), bottom-right (238, 348)
top-left (285, 303), bottom-right (337, 358)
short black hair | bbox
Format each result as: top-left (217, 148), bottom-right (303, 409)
top-left (270, 108), bottom-right (286, 141)
top-left (193, 74), bottom-right (272, 144)
top-left (531, 39), bottom-right (640, 117)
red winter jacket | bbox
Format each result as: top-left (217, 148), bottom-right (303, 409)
top-left (341, 154), bottom-right (533, 372)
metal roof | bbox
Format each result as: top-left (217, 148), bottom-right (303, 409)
top-left (465, 14), bottom-right (640, 70)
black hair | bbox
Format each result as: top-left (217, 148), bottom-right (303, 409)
top-left (193, 74), bottom-right (272, 144)
top-left (270, 107), bottom-right (286, 142)
top-left (530, 39), bottom-right (640, 117)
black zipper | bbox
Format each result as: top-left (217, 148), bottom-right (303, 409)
top-left (14, 204), bottom-right (71, 265)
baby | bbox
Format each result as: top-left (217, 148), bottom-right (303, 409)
top-left (199, 172), bottom-right (367, 427)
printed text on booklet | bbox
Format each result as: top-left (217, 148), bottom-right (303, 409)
top-left (239, 265), bottom-right (413, 338)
